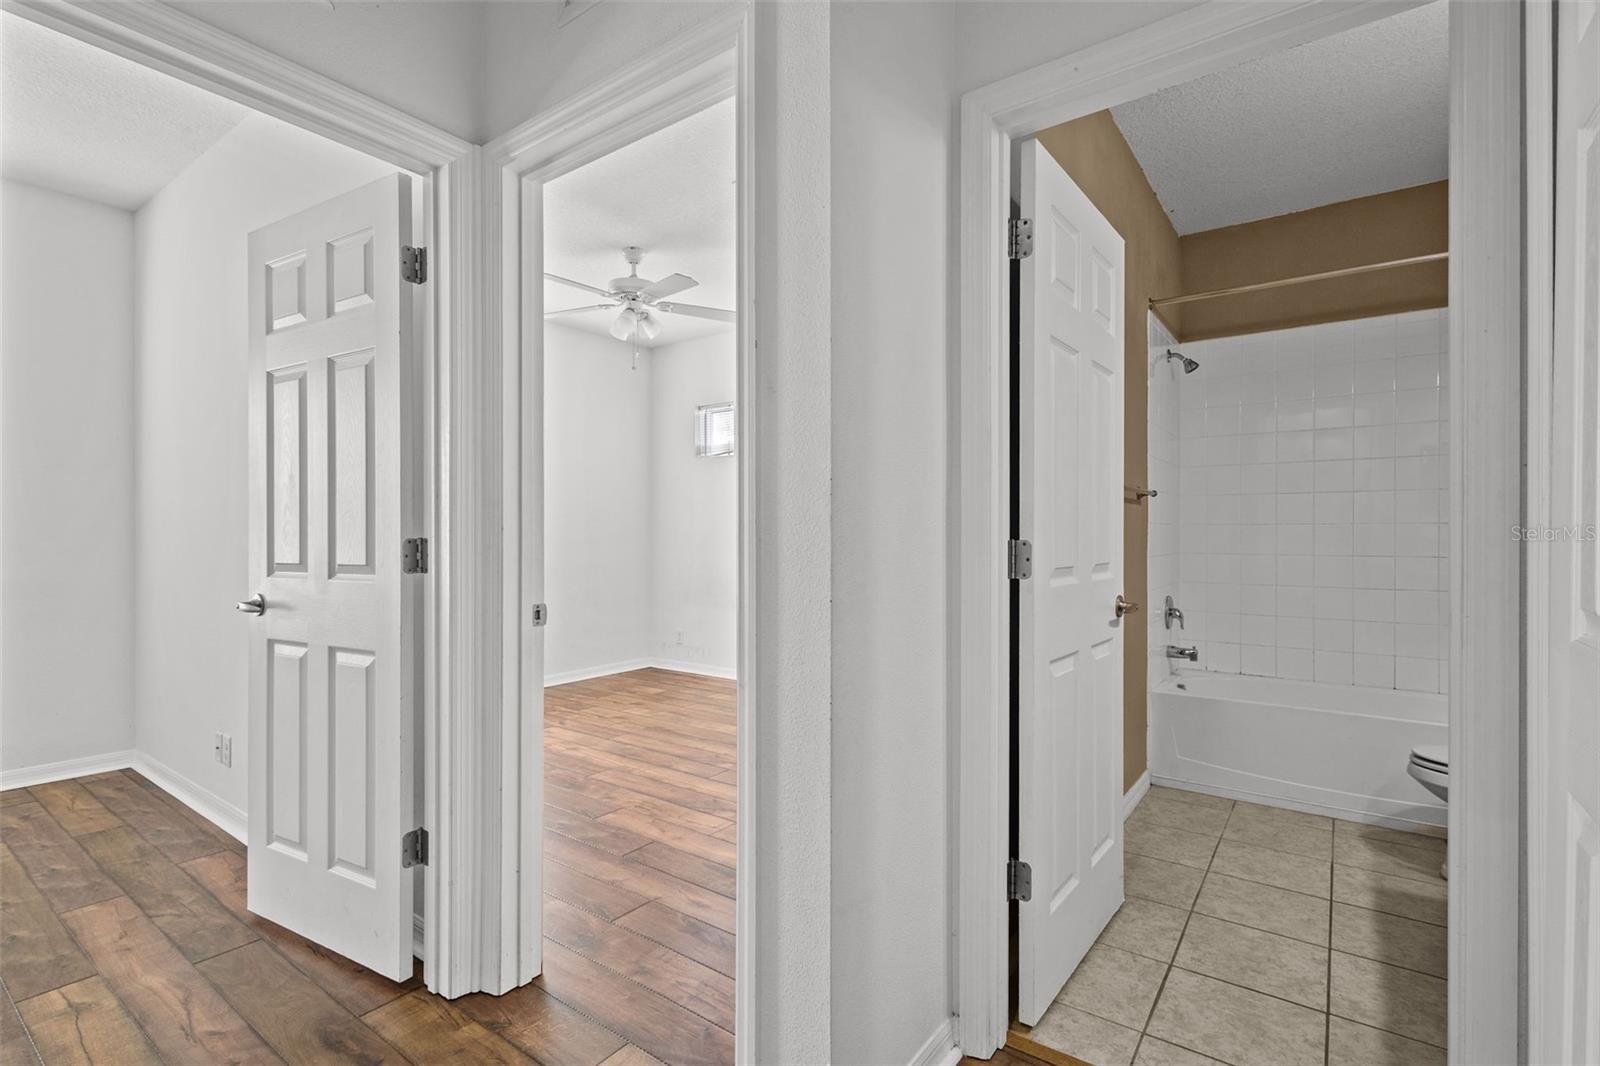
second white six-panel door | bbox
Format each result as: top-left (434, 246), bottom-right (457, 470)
top-left (1015, 138), bottom-right (1128, 1026)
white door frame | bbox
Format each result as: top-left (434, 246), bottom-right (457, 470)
top-left (482, 8), bottom-right (757, 1055)
top-left (0, 0), bottom-right (509, 1000)
top-left (953, 1), bottom-right (1529, 1058)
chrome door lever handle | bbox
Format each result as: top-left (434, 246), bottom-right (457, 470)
top-left (1115, 595), bottom-right (1139, 618)
top-left (235, 594), bottom-right (266, 615)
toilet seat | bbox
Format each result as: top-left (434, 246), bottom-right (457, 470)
top-left (1408, 759), bottom-right (1449, 788)
top-left (1404, 746), bottom-right (1449, 882)
top-left (1410, 744), bottom-right (1448, 771)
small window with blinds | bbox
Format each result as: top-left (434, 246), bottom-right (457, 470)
top-left (696, 402), bottom-right (736, 457)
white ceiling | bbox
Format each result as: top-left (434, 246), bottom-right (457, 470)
top-left (544, 96), bottom-right (736, 348)
top-left (1109, 1), bottom-right (1447, 235)
top-left (1, 13), bottom-right (247, 211)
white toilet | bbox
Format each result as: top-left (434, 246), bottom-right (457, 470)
top-left (1407, 744), bottom-right (1448, 802)
top-left (1407, 744), bottom-right (1449, 879)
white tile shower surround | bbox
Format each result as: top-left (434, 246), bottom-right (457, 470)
top-left (1165, 310), bottom-right (1449, 693)
top-left (1148, 313), bottom-right (1182, 690)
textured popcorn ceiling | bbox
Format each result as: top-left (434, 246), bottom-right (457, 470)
top-left (1110, 1), bottom-right (1447, 235)
top-left (1, 13), bottom-right (247, 210)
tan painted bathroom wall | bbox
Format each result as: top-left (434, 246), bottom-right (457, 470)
top-left (1175, 181), bottom-right (1448, 340)
top-left (1037, 111), bottom-right (1182, 794)
top-left (1034, 123), bottom-right (1446, 794)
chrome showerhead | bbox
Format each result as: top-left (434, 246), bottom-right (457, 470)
top-left (1166, 349), bottom-right (1200, 374)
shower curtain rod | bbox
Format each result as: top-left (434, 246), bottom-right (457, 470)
top-left (1148, 251), bottom-right (1448, 309)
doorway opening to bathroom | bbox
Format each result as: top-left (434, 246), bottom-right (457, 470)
top-left (1011, 6), bottom-right (1452, 1060)
top-left (956, 1), bottom-right (1529, 1062)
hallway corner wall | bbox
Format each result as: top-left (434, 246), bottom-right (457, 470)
top-left (0, 180), bottom-right (136, 774)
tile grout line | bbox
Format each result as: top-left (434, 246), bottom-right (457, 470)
top-left (1325, 827), bottom-right (1335, 1066)
top-left (1077, 787), bottom-right (1449, 1064)
top-left (1138, 793), bottom-right (1337, 1061)
top-left (1134, 794), bottom-right (1231, 1062)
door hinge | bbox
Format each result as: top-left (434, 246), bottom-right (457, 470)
top-left (531, 603), bottom-right (548, 627)
top-left (401, 827), bottom-right (428, 868)
top-left (1008, 217), bottom-right (1034, 260)
top-left (1007, 858), bottom-right (1032, 901)
top-left (401, 537), bottom-right (429, 574)
top-left (401, 245), bottom-right (427, 284)
top-left (1008, 538), bottom-right (1033, 580)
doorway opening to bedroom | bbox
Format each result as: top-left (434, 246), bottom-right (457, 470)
top-left (534, 97), bottom-right (739, 1065)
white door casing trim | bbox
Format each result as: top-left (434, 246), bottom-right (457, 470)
top-left (1448, 5), bottom-right (1526, 1060)
top-left (0, 0), bottom-right (503, 998)
top-left (1523, 0), bottom-right (1556, 1054)
top-left (483, 6), bottom-right (760, 1050)
top-left (953, 0), bottom-right (1520, 1056)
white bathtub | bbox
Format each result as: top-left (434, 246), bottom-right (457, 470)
top-left (1149, 670), bottom-right (1448, 830)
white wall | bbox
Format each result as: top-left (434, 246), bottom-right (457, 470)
top-left (0, 181), bottom-right (136, 773)
top-left (543, 324), bottom-right (654, 681)
top-left (649, 334), bottom-right (737, 674)
top-left (1175, 310), bottom-right (1451, 693)
top-left (828, 4), bottom-right (1211, 1060)
top-left (172, 0), bottom-right (485, 143)
top-left (829, 5), bottom-right (957, 1062)
top-left (133, 112), bottom-right (395, 813)
top-left (481, 1), bottom-right (738, 141)
top-left (541, 326), bottom-right (737, 682)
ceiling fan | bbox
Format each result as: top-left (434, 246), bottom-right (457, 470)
top-left (545, 246), bottom-right (734, 349)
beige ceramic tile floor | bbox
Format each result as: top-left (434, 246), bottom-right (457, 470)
top-left (1020, 786), bottom-right (1448, 1066)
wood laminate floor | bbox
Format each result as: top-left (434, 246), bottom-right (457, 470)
top-left (0, 668), bottom-right (735, 1066)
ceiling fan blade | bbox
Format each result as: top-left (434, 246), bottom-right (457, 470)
top-left (544, 303), bottom-right (615, 318)
top-left (641, 272), bottom-right (697, 299)
top-left (657, 301), bottom-right (735, 323)
top-left (545, 272), bottom-right (612, 298)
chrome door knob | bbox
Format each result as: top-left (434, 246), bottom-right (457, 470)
top-left (235, 593), bottom-right (266, 615)
top-left (1115, 595), bottom-right (1139, 618)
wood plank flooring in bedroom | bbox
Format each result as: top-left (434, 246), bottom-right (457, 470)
top-left (0, 667), bottom-right (736, 1066)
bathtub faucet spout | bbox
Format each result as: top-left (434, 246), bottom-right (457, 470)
top-left (1167, 644), bottom-right (1199, 662)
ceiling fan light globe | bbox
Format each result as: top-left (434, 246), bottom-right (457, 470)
top-left (637, 314), bottom-right (661, 342)
top-left (609, 308), bottom-right (638, 340)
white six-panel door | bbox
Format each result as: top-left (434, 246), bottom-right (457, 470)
top-left (245, 174), bottom-right (418, 981)
top-left (1535, 2), bottom-right (1600, 1060)
top-left (1015, 138), bottom-right (1127, 1026)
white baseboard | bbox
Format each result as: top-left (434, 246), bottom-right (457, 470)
top-left (0, 748), bottom-right (248, 844)
top-left (0, 750), bottom-right (136, 790)
top-left (1123, 769), bottom-right (1151, 819)
top-left (649, 658), bottom-right (737, 681)
top-left (545, 658), bottom-right (656, 687)
top-left (132, 752), bottom-right (248, 843)
top-left (909, 1017), bottom-right (961, 1066)
top-left (546, 657), bottom-right (736, 687)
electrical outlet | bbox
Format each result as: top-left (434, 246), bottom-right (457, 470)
top-left (214, 732), bottom-right (233, 767)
